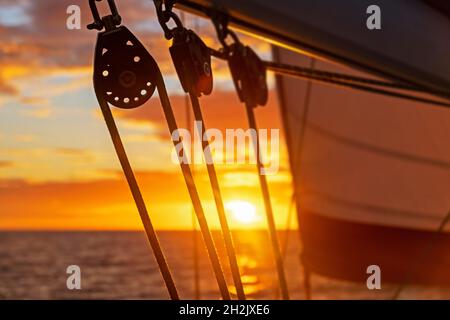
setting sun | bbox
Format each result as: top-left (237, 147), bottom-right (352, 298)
top-left (226, 200), bottom-right (260, 225)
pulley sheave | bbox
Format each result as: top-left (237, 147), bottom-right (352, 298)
top-left (170, 28), bottom-right (213, 97)
top-left (228, 43), bottom-right (268, 107)
top-left (93, 26), bottom-right (158, 109)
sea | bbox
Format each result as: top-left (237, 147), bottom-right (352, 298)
top-left (0, 231), bottom-right (448, 299)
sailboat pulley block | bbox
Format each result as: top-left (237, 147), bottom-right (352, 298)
top-left (170, 28), bottom-right (213, 97)
top-left (93, 26), bottom-right (158, 109)
top-left (228, 43), bottom-right (268, 107)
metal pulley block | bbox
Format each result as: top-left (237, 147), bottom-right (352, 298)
top-left (169, 28), bottom-right (213, 97)
top-left (93, 26), bottom-right (158, 109)
top-left (227, 43), bottom-right (268, 107)
top-left (90, 0), bottom-right (158, 109)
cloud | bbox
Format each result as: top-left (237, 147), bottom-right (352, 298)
top-left (14, 134), bottom-right (36, 142)
top-left (0, 77), bottom-right (18, 95)
top-left (0, 0), bottom-right (272, 98)
top-left (0, 165), bottom-right (293, 230)
top-left (115, 89), bottom-right (282, 132)
top-left (19, 96), bottom-right (49, 106)
top-left (20, 106), bottom-right (52, 118)
top-left (0, 1), bottom-right (290, 231)
top-left (0, 160), bottom-right (14, 168)
top-left (0, 170), bottom-right (192, 229)
top-left (53, 147), bottom-right (92, 157)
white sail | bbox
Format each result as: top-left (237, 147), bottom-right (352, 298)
top-left (178, 0), bottom-right (450, 286)
top-left (273, 45), bottom-right (450, 285)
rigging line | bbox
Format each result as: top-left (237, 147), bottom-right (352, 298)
top-left (191, 202), bottom-right (201, 299)
top-left (92, 0), bottom-right (230, 300)
top-left (186, 77), bottom-right (201, 301)
top-left (291, 58), bottom-right (317, 168)
top-left (264, 61), bottom-right (450, 98)
top-left (188, 89), bottom-right (246, 300)
top-left (211, 47), bottom-right (450, 107)
top-left (180, 9), bottom-right (201, 301)
top-left (210, 47), bottom-right (450, 103)
top-left (208, 18), bottom-right (290, 298)
top-left (96, 97), bottom-right (179, 300)
top-left (185, 68), bottom-right (201, 300)
top-left (272, 53), bottom-right (316, 300)
top-left (153, 2), bottom-right (230, 300)
top-left (281, 194), bottom-right (295, 259)
top-left (265, 65), bottom-right (450, 109)
top-left (155, 71), bottom-right (231, 300)
top-left (88, 0), bottom-right (179, 298)
top-left (191, 14), bottom-right (202, 301)
top-left (244, 101), bottom-right (290, 300)
top-left (187, 95), bottom-right (201, 300)
top-left (274, 193), bottom-right (295, 300)
top-left (178, 11), bottom-right (244, 299)
top-left (161, 3), bottom-right (245, 299)
top-left (286, 57), bottom-right (316, 301)
top-left (391, 209), bottom-right (450, 300)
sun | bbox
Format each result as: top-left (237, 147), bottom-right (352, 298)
top-left (226, 200), bottom-right (259, 225)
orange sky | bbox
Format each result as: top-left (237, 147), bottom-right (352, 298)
top-left (0, 1), bottom-right (295, 230)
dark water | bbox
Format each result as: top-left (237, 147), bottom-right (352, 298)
top-left (0, 231), bottom-right (448, 299)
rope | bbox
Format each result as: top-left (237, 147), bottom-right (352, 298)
top-left (244, 101), bottom-right (290, 300)
top-left (180, 9), bottom-right (201, 300)
top-left (96, 97), bottom-right (179, 300)
top-left (155, 71), bottom-right (231, 300)
top-left (185, 84), bottom-right (201, 300)
top-left (273, 193), bottom-right (295, 299)
top-left (282, 194), bottom-right (295, 258)
top-left (187, 96), bottom-right (202, 300)
top-left (184, 75), bottom-right (201, 300)
top-left (154, 3), bottom-right (232, 300)
top-left (265, 63), bottom-right (450, 108)
top-left (158, 5), bottom-right (245, 299)
top-left (206, 20), bottom-right (291, 299)
top-left (293, 57), bottom-right (315, 299)
top-left (273, 54), bottom-right (316, 300)
top-left (290, 58), bottom-right (316, 301)
top-left (265, 61), bottom-right (449, 97)
top-left (209, 49), bottom-right (450, 108)
top-left (187, 82), bottom-right (246, 300)
top-left (191, 206), bottom-right (201, 299)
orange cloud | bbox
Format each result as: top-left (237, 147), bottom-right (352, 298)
top-left (0, 1), bottom-right (288, 232)
top-left (0, 160), bottom-right (14, 168)
top-left (115, 89), bottom-right (283, 132)
top-left (20, 106), bottom-right (52, 118)
top-left (0, 166), bottom-right (293, 231)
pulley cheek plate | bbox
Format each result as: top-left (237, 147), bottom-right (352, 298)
top-left (228, 43), bottom-right (268, 107)
top-left (169, 29), bottom-right (213, 97)
top-left (93, 26), bottom-right (158, 109)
